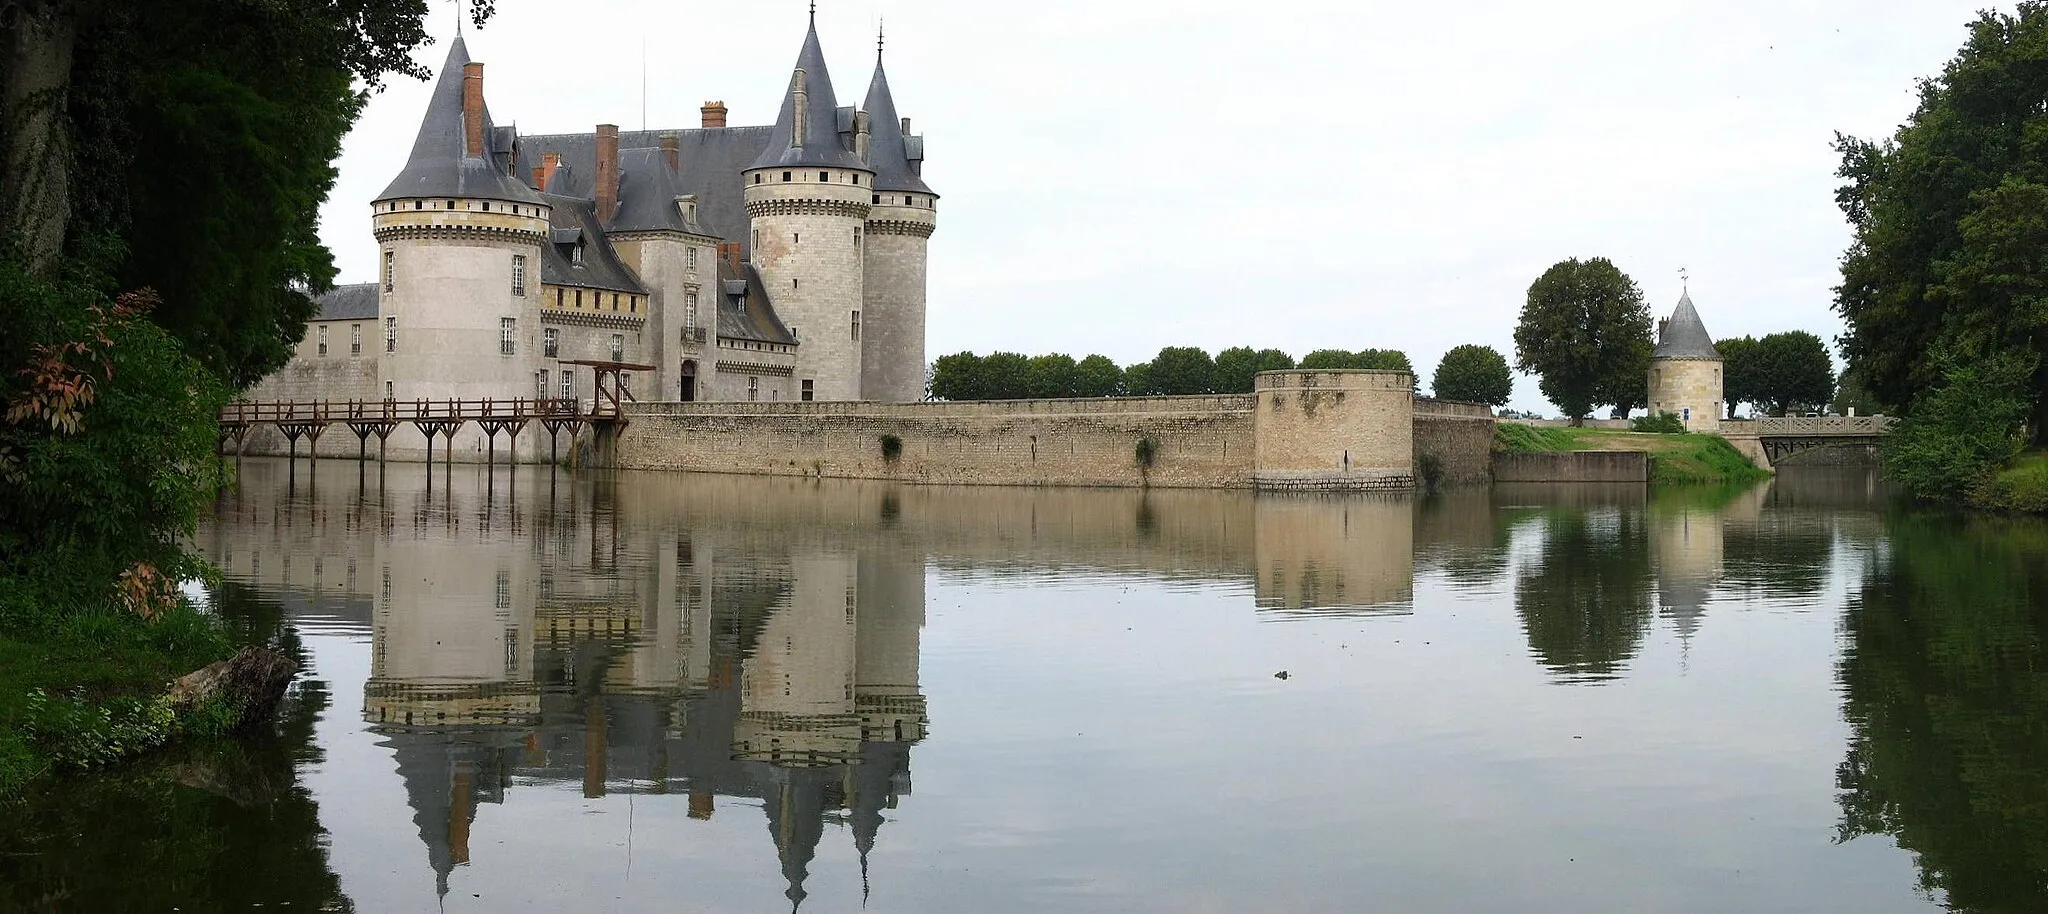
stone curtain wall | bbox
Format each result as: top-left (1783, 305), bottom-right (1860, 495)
top-left (238, 324), bottom-right (380, 458)
top-left (1493, 451), bottom-right (1650, 483)
top-left (616, 396), bottom-right (1260, 488)
top-left (1414, 398), bottom-right (1497, 485)
top-left (1251, 370), bottom-right (1415, 491)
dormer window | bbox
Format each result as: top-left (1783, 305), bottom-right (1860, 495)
top-left (572, 243), bottom-right (584, 265)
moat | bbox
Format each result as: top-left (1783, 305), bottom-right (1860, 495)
top-left (4, 459), bottom-right (2046, 912)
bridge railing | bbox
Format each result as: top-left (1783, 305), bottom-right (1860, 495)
top-left (1752, 416), bottom-right (1895, 436)
top-left (220, 398), bottom-right (586, 425)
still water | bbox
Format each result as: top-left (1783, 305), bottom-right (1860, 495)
top-left (4, 459), bottom-right (2046, 912)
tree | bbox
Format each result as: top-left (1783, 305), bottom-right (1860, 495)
top-left (1513, 257), bottom-right (1652, 425)
top-left (1075, 354), bottom-right (1123, 397)
top-left (1594, 337), bottom-right (1651, 418)
top-left (981, 352), bottom-right (1031, 400)
top-left (1300, 348), bottom-right (1413, 373)
top-left (1832, 367), bottom-right (1883, 417)
top-left (1430, 344), bottom-right (1512, 406)
top-left (1299, 349), bottom-right (1354, 370)
top-left (1752, 331), bottom-right (1836, 416)
top-left (1834, 5), bottom-right (2048, 442)
top-left (1122, 360), bottom-right (1155, 397)
top-left (1719, 336), bottom-right (1762, 417)
top-left (1146, 346), bottom-right (1214, 395)
top-left (1211, 347), bottom-right (1295, 392)
top-left (928, 352), bottom-right (984, 401)
top-left (1883, 345), bottom-right (2037, 502)
top-left (1025, 353), bottom-right (1080, 399)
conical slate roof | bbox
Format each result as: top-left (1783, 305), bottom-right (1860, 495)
top-left (1653, 290), bottom-right (1722, 360)
top-left (862, 53), bottom-right (932, 195)
top-left (749, 17), bottom-right (869, 172)
top-left (376, 37), bottom-right (544, 205)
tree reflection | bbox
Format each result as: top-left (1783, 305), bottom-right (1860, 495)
top-left (1515, 508), bottom-right (1656, 683)
top-left (1836, 515), bottom-right (2048, 912)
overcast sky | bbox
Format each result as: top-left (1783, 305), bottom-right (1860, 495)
top-left (321, 0), bottom-right (1993, 414)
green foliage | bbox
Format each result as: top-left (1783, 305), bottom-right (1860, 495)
top-left (1834, 5), bottom-right (2048, 436)
top-left (1491, 423), bottom-right (1769, 485)
top-left (981, 352), bottom-right (1031, 399)
top-left (1075, 354), bottom-right (1124, 397)
top-left (1646, 437), bottom-right (1771, 486)
top-left (1752, 331), bottom-right (1837, 416)
top-left (1973, 452), bottom-right (2048, 513)
top-left (1719, 335), bottom-right (1761, 417)
top-left (1513, 257), bottom-right (1653, 423)
top-left (1122, 360), bottom-right (1155, 397)
top-left (1430, 344), bottom-right (1513, 406)
top-left (929, 351), bottom-right (984, 401)
top-left (1832, 367), bottom-right (1885, 417)
top-left (1146, 346), bottom-right (1215, 395)
top-left (1492, 423), bottom-right (1578, 453)
top-left (878, 434), bottom-right (902, 463)
top-left (1300, 348), bottom-right (1414, 373)
top-left (1025, 353), bottom-right (1080, 399)
top-left (1135, 435), bottom-right (1159, 469)
top-left (1209, 347), bottom-right (1295, 393)
top-left (1416, 452), bottom-right (1444, 490)
top-left (1515, 509), bottom-right (1654, 682)
top-left (1885, 347), bottom-right (2038, 502)
top-left (1631, 411), bottom-right (1687, 434)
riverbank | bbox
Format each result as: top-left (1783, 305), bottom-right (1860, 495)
top-left (0, 585), bottom-right (235, 801)
top-left (1972, 451), bottom-right (2048, 513)
top-left (1494, 425), bottom-right (1771, 485)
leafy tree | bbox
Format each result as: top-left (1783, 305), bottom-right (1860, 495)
top-left (1213, 347), bottom-right (1259, 393)
top-left (1832, 367), bottom-right (1884, 417)
top-left (981, 352), bottom-right (1031, 400)
top-left (928, 352), bottom-right (984, 401)
top-left (1753, 331), bottom-right (1837, 416)
top-left (1301, 348), bottom-right (1413, 373)
top-left (1025, 353), bottom-right (1080, 399)
top-left (1075, 354), bottom-right (1123, 397)
top-left (1146, 346), bottom-right (1215, 396)
top-left (1430, 344), bottom-right (1512, 406)
top-left (1834, 5), bottom-right (2048, 441)
top-left (1513, 257), bottom-right (1653, 425)
top-left (1123, 360), bottom-right (1156, 397)
top-left (1884, 345), bottom-right (2037, 502)
top-left (1718, 335), bottom-right (1762, 417)
top-left (1299, 349), bottom-right (1354, 370)
top-left (1594, 336), bottom-right (1652, 419)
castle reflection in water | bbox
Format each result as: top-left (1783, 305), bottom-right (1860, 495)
top-left (194, 460), bottom-right (1871, 905)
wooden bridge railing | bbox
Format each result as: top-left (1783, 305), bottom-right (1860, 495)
top-left (219, 397), bottom-right (588, 426)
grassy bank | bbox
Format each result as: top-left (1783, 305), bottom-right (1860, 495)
top-left (1494, 424), bottom-right (1772, 485)
top-left (1970, 451), bottom-right (2048, 514)
top-left (0, 584), bottom-right (234, 801)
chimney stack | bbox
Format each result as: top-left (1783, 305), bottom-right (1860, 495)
top-left (539, 152), bottom-right (561, 191)
top-left (462, 63), bottom-right (487, 158)
top-left (901, 117), bottom-right (912, 135)
top-left (595, 124), bottom-right (619, 224)
top-left (701, 100), bottom-right (728, 129)
top-left (660, 133), bottom-right (680, 172)
top-left (531, 164), bottom-right (545, 188)
top-left (854, 110), bottom-right (871, 164)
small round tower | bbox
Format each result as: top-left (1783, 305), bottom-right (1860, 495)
top-left (1647, 289), bottom-right (1724, 432)
top-left (744, 15), bottom-right (874, 402)
top-left (372, 36), bottom-right (549, 450)
top-left (859, 37), bottom-right (937, 404)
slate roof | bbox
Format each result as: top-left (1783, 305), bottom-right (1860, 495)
top-left (311, 283), bottom-right (379, 322)
top-left (519, 126), bottom-right (772, 251)
top-left (862, 55), bottom-right (933, 195)
top-left (377, 37), bottom-right (544, 206)
top-left (1654, 290), bottom-right (1722, 360)
top-left (717, 256), bottom-right (797, 346)
top-left (536, 194), bottom-right (646, 294)
top-left (749, 18), bottom-right (870, 172)
top-left (608, 146), bottom-right (719, 236)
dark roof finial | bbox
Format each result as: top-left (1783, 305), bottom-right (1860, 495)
top-left (878, 17), bottom-right (885, 61)
top-left (810, 0), bottom-right (817, 22)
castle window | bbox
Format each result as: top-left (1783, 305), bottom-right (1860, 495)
top-left (543, 328), bottom-right (558, 358)
top-left (748, 376), bottom-right (759, 401)
top-left (572, 244), bottom-right (584, 265)
top-left (611, 293), bottom-right (620, 312)
top-left (511, 255), bottom-right (527, 296)
top-left (782, 171), bottom-right (791, 182)
top-left (317, 325), bottom-right (328, 357)
top-left (793, 278), bottom-right (799, 289)
top-left (575, 289), bottom-right (583, 308)
top-left (802, 379), bottom-right (814, 401)
top-left (447, 200), bottom-right (455, 209)
top-left (852, 174), bottom-right (859, 185)
top-left (415, 201), bottom-right (423, 210)
top-left (383, 251), bottom-right (394, 293)
top-left (794, 232), bottom-right (800, 245)
top-left (385, 380), bottom-right (394, 400)
top-left (351, 324), bottom-right (361, 356)
top-left (684, 293), bottom-right (698, 333)
top-left (850, 310), bottom-right (860, 342)
top-left (820, 171), bottom-right (830, 182)
top-left (555, 288), bottom-right (564, 308)
top-left (535, 371), bottom-right (548, 399)
top-left (481, 202), bottom-right (490, 212)
top-left (610, 334), bottom-right (624, 361)
top-left (754, 174), bottom-right (762, 184)
top-left (384, 316), bottom-right (397, 352)
top-left (873, 194), bottom-right (880, 204)
top-left (495, 569), bottom-right (510, 609)
top-left (688, 247), bottom-right (698, 269)
top-left (854, 227), bottom-right (862, 250)
top-left (561, 369), bottom-right (573, 399)
top-left (500, 318), bottom-right (516, 356)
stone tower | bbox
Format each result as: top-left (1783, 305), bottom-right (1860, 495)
top-left (860, 42), bottom-right (937, 403)
top-left (372, 36), bottom-right (549, 453)
top-left (1647, 289), bottom-right (1724, 432)
top-left (743, 15), bottom-right (875, 402)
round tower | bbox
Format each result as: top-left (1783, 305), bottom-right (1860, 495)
top-left (860, 39), bottom-right (938, 404)
top-left (1647, 289), bottom-right (1724, 432)
top-left (373, 37), bottom-right (549, 458)
top-left (744, 16), bottom-right (874, 402)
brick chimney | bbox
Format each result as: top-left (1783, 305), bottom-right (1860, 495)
top-left (701, 100), bottom-right (728, 129)
top-left (462, 63), bottom-right (486, 158)
top-left (538, 152), bottom-right (561, 191)
top-left (595, 124), bottom-right (619, 224)
top-left (660, 133), bottom-right (679, 172)
top-left (530, 164), bottom-right (545, 188)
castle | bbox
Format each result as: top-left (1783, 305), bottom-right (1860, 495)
top-left (1646, 290), bottom-right (1724, 431)
top-left (250, 13), bottom-right (935, 460)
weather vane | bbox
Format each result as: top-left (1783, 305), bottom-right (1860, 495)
top-left (1678, 266), bottom-right (1689, 289)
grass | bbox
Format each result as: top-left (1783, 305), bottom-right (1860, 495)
top-left (1971, 450), bottom-right (2048, 514)
top-left (1493, 424), bottom-right (1772, 486)
top-left (0, 580), bottom-right (233, 802)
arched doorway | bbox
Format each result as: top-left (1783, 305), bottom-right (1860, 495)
top-left (680, 360), bottom-right (698, 402)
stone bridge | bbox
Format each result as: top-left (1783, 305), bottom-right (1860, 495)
top-left (1722, 416), bottom-right (1896, 467)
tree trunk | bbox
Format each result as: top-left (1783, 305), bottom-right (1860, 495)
top-left (169, 646), bottom-right (299, 733)
top-left (0, 0), bottom-right (76, 275)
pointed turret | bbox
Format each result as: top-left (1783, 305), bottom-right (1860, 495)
top-left (750, 17), bottom-right (868, 172)
top-left (376, 37), bottom-right (543, 205)
top-left (1653, 290), bottom-right (1721, 360)
top-left (861, 48), bottom-right (933, 196)
top-left (1647, 288), bottom-right (1726, 431)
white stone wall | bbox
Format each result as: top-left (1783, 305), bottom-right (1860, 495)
top-left (614, 233), bottom-right (718, 400)
top-left (1648, 358), bottom-right (1724, 432)
top-left (861, 200), bottom-right (935, 403)
top-left (707, 337), bottom-right (797, 402)
top-left (744, 169), bottom-right (872, 401)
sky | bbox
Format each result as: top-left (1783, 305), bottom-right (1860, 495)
top-left (320, 0), bottom-right (1996, 415)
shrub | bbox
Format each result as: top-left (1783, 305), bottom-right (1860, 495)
top-left (1885, 347), bottom-right (2037, 502)
top-left (879, 434), bottom-right (903, 462)
top-left (1417, 452), bottom-right (1444, 489)
top-left (1631, 411), bottom-right (1687, 434)
top-left (1135, 436), bottom-right (1159, 469)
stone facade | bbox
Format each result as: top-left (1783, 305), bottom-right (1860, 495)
top-left (743, 170), bottom-right (872, 401)
top-left (861, 198), bottom-right (936, 403)
top-left (1648, 359), bottom-right (1723, 433)
top-left (1251, 371), bottom-right (1415, 491)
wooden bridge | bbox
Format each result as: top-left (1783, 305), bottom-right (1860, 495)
top-left (1722, 416), bottom-right (1896, 464)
